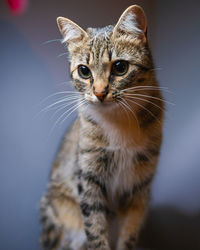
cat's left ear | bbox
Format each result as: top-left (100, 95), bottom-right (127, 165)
top-left (113, 5), bottom-right (147, 41)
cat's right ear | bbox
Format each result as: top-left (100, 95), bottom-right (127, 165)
top-left (57, 17), bottom-right (88, 44)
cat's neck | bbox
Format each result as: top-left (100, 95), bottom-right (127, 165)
top-left (81, 105), bottom-right (147, 149)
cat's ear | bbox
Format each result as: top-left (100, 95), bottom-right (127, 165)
top-left (57, 17), bottom-right (88, 44)
top-left (113, 5), bottom-right (147, 40)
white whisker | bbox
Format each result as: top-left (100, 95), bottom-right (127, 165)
top-left (149, 67), bottom-right (163, 72)
top-left (60, 100), bottom-right (88, 125)
top-left (51, 99), bottom-right (86, 130)
top-left (50, 99), bottom-right (81, 120)
top-left (122, 85), bottom-right (168, 92)
top-left (41, 39), bottom-right (62, 45)
top-left (124, 95), bottom-right (164, 112)
top-left (56, 81), bottom-right (72, 86)
top-left (117, 101), bottom-right (131, 127)
top-left (122, 85), bottom-right (174, 95)
top-left (38, 91), bottom-right (80, 105)
top-left (124, 93), bottom-right (175, 106)
top-left (119, 98), bottom-right (140, 130)
top-left (125, 97), bottom-right (161, 125)
top-left (35, 96), bottom-right (80, 118)
top-left (58, 52), bottom-right (68, 58)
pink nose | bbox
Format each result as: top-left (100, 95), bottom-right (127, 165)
top-left (93, 87), bottom-right (108, 102)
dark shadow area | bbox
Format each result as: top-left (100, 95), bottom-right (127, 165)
top-left (138, 206), bottom-right (200, 250)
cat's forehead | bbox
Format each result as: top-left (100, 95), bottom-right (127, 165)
top-left (86, 25), bottom-right (114, 38)
top-left (70, 25), bottom-right (144, 71)
top-left (85, 26), bottom-right (113, 70)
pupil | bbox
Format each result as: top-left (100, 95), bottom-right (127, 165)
top-left (116, 62), bottom-right (125, 72)
top-left (115, 61), bottom-right (125, 72)
top-left (81, 66), bottom-right (89, 76)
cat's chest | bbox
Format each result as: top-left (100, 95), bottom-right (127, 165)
top-left (105, 148), bottom-right (136, 199)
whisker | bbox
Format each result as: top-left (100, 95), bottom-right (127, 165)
top-left (41, 39), bottom-right (62, 45)
top-left (36, 96), bottom-right (80, 117)
top-left (122, 98), bottom-right (140, 130)
top-left (124, 93), bottom-right (175, 106)
top-left (127, 88), bottom-right (174, 95)
top-left (50, 99), bottom-right (81, 120)
top-left (60, 100), bottom-right (88, 125)
top-left (56, 81), bottom-right (72, 86)
top-left (122, 85), bottom-right (168, 92)
top-left (53, 99), bottom-right (86, 126)
top-left (122, 85), bottom-right (174, 95)
top-left (119, 98), bottom-right (140, 130)
top-left (38, 91), bottom-right (81, 105)
top-left (58, 52), bottom-right (68, 58)
top-left (149, 67), bottom-right (163, 72)
top-left (124, 95), bottom-right (164, 112)
top-left (125, 97), bottom-right (161, 125)
top-left (117, 100), bottom-right (131, 126)
top-left (50, 99), bottom-right (87, 133)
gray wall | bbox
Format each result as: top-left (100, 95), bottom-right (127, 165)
top-left (0, 0), bottom-right (200, 249)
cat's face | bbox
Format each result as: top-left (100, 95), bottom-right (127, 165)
top-left (57, 5), bottom-right (155, 113)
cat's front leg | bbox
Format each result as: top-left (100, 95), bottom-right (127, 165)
top-left (116, 189), bottom-right (149, 250)
top-left (77, 170), bottom-right (111, 250)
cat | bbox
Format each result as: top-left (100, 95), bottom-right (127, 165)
top-left (40, 5), bottom-right (164, 250)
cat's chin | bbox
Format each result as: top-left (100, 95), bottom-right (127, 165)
top-left (89, 100), bottom-right (119, 111)
top-left (84, 101), bottom-right (120, 121)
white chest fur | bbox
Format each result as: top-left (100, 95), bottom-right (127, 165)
top-left (105, 147), bottom-right (136, 200)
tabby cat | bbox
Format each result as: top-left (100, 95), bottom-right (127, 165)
top-left (40, 5), bottom-right (164, 250)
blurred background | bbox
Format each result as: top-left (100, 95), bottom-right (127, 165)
top-left (0, 0), bottom-right (200, 249)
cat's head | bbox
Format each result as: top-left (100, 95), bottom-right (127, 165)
top-left (57, 5), bottom-right (158, 117)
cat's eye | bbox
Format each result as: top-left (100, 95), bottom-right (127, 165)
top-left (111, 60), bottom-right (129, 76)
top-left (78, 65), bottom-right (91, 79)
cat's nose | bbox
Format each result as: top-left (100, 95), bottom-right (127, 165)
top-left (93, 86), bottom-right (109, 102)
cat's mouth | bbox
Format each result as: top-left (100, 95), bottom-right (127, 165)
top-left (84, 92), bottom-right (116, 105)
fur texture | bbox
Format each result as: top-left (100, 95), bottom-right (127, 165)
top-left (40, 5), bottom-right (164, 250)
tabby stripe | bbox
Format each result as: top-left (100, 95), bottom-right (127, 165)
top-left (40, 215), bottom-right (47, 223)
top-left (46, 224), bottom-right (55, 233)
top-left (77, 183), bottom-right (83, 194)
top-left (96, 151), bottom-right (113, 168)
top-left (73, 79), bottom-right (86, 92)
top-left (80, 202), bottom-right (109, 217)
top-left (84, 222), bottom-right (92, 228)
top-left (90, 76), bottom-right (94, 86)
top-left (108, 50), bottom-right (112, 61)
top-left (80, 147), bottom-right (103, 154)
top-left (134, 63), bottom-right (151, 72)
top-left (108, 73), bottom-right (115, 84)
top-left (82, 172), bottom-right (107, 197)
top-left (84, 116), bottom-right (97, 125)
top-left (134, 147), bottom-right (159, 164)
top-left (85, 229), bottom-right (99, 241)
top-left (125, 239), bottom-right (136, 250)
top-left (49, 236), bottom-right (60, 249)
top-left (135, 152), bottom-right (149, 163)
top-left (86, 53), bottom-right (90, 64)
top-left (137, 77), bottom-right (145, 82)
top-left (42, 227), bottom-right (61, 249)
top-left (94, 240), bottom-right (104, 248)
top-left (125, 234), bottom-right (137, 249)
top-left (119, 175), bottom-right (153, 209)
top-left (132, 174), bottom-right (153, 195)
top-left (138, 101), bottom-right (162, 127)
top-left (148, 147), bottom-right (160, 156)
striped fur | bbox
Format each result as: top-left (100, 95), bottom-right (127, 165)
top-left (40, 5), bottom-right (164, 250)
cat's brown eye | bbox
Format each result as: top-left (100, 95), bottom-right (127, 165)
top-left (111, 60), bottom-right (129, 76)
top-left (78, 65), bottom-right (91, 79)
